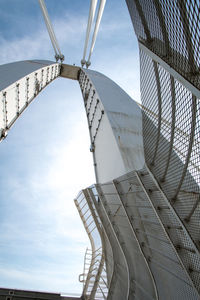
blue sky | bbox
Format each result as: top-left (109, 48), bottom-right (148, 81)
top-left (0, 0), bottom-right (139, 296)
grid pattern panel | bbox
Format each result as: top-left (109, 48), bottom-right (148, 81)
top-left (97, 181), bottom-right (158, 299)
top-left (120, 168), bottom-right (200, 298)
top-left (90, 186), bottom-right (129, 300)
top-left (126, 0), bottom-right (200, 90)
top-left (140, 48), bottom-right (200, 254)
top-left (92, 168), bottom-right (200, 299)
top-left (126, 2), bottom-right (200, 296)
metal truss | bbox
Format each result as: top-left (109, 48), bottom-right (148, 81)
top-left (0, 61), bottom-right (60, 141)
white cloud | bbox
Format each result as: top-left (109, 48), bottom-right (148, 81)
top-left (0, 266), bottom-right (83, 295)
top-left (0, 12), bottom-right (86, 65)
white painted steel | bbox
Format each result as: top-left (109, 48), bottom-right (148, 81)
top-left (81, 0), bottom-right (98, 66)
top-left (38, 0), bottom-right (64, 61)
top-left (0, 60), bottom-right (60, 140)
top-left (139, 42), bottom-right (200, 100)
top-left (112, 180), bottom-right (159, 300)
top-left (0, 60), bottom-right (57, 91)
top-left (95, 185), bottom-right (129, 300)
top-left (87, 0), bottom-right (106, 66)
top-left (79, 68), bottom-right (145, 183)
top-left (135, 169), bottom-right (199, 295)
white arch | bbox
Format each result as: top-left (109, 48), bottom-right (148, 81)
top-left (0, 60), bottom-right (60, 140)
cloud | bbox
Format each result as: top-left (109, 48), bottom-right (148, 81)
top-left (0, 11), bottom-right (86, 65)
top-left (0, 75), bottom-right (93, 293)
top-left (0, 266), bottom-right (83, 294)
top-left (0, 16), bottom-right (92, 292)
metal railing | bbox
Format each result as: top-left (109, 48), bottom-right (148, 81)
top-left (75, 190), bottom-right (108, 300)
top-left (80, 166), bottom-right (200, 299)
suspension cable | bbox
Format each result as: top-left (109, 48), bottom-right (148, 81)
top-left (40, 0), bottom-right (61, 55)
top-left (86, 0), bottom-right (106, 68)
top-left (38, 0), bottom-right (64, 62)
top-left (81, 0), bottom-right (98, 67)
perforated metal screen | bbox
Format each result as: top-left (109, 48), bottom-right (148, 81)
top-left (126, 0), bottom-right (200, 297)
top-left (93, 168), bottom-right (200, 299)
top-left (126, 0), bottom-right (200, 90)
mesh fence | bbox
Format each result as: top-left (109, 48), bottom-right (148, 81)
top-left (126, 0), bottom-right (200, 297)
top-left (126, 0), bottom-right (200, 90)
top-left (140, 45), bottom-right (200, 257)
top-left (127, 0), bottom-right (200, 264)
top-left (90, 169), bottom-right (200, 299)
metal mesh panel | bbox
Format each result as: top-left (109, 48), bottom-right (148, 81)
top-left (139, 45), bottom-right (200, 291)
top-left (125, 0), bottom-right (146, 40)
top-left (95, 182), bottom-right (157, 299)
top-left (126, 0), bottom-right (200, 88)
top-left (140, 47), bottom-right (200, 239)
top-left (90, 186), bottom-right (128, 300)
top-left (90, 168), bottom-right (200, 299)
top-left (126, 0), bottom-right (200, 295)
top-left (126, 0), bottom-right (200, 90)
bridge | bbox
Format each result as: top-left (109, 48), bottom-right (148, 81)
top-left (0, 0), bottom-right (199, 299)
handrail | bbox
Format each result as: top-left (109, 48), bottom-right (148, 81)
top-left (74, 190), bottom-right (108, 299)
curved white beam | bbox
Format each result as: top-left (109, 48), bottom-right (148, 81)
top-left (79, 68), bottom-right (145, 183)
top-left (0, 60), bottom-right (60, 140)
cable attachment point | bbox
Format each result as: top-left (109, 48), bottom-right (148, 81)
top-left (38, 0), bottom-right (65, 63)
top-left (55, 54), bottom-right (60, 62)
top-left (59, 54), bottom-right (65, 62)
top-left (81, 59), bottom-right (86, 67)
top-left (55, 54), bottom-right (65, 63)
top-left (86, 61), bottom-right (91, 68)
top-left (0, 128), bottom-right (8, 141)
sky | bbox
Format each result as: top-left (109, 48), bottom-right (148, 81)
top-left (0, 0), bottom-right (140, 296)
